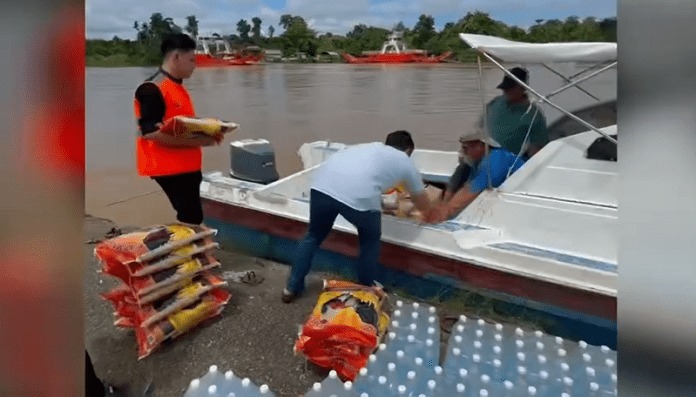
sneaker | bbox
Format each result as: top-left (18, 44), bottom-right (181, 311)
top-left (281, 288), bottom-right (296, 304)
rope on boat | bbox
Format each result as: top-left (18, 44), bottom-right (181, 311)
top-left (102, 190), bottom-right (162, 207)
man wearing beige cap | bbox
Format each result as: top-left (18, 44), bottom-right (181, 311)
top-left (425, 130), bottom-right (525, 223)
top-left (443, 66), bottom-right (548, 203)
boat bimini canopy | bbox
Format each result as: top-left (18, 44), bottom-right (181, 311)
top-left (459, 33), bottom-right (617, 145)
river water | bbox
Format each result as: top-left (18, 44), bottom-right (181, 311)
top-left (86, 63), bottom-right (616, 226)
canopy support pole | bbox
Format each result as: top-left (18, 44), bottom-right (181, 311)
top-left (476, 54), bottom-right (493, 189)
top-left (543, 62), bottom-right (617, 101)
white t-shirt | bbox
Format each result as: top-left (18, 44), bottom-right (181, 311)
top-left (311, 142), bottom-right (425, 211)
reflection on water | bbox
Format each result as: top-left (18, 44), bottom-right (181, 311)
top-left (86, 63), bottom-right (616, 226)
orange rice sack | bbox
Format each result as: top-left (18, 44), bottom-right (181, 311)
top-left (127, 252), bottom-right (220, 298)
top-left (94, 224), bottom-right (218, 284)
top-left (294, 280), bottom-right (390, 381)
top-left (159, 116), bottom-right (239, 140)
top-left (134, 287), bottom-right (231, 360)
top-left (102, 273), bottom-right (227, 327)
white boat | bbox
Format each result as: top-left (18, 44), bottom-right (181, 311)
top-left (200, 34), bottom-right (618, 346)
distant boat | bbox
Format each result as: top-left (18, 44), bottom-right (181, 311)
top-left (342, 31), bottom-right (452, 64)
top-left (194, 36), bottom-right (264, 67)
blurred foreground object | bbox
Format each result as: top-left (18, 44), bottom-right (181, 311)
top-left (0, 2), bottom-right (85, 396)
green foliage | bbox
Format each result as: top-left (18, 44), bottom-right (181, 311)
top-left (237, 19), bottom-right (251, 42)
top-left (251, 17), bottom-right (263, 43)
top-left (87, 11), bottom-right (618, 66)
top-left (185, 15), bottom-right (199, 38)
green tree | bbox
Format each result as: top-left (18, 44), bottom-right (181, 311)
top-left (279, 14), bottom-right (294, 30)
top-left (279, 15), bottom-right (316, 56)
top-left (412, 14), bottom-right (436, 48)
top-left (237, 19), bottom-right (251, 42)
top-left (185, 15), bottom-right (199, 38)
top-left (268, 25), bottom-right (275, 38)
top-left (599, 17), bottom-right (617, 41)
top-left (251, 17), bottom-right (263, 41)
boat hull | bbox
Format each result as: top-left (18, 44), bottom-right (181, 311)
top-left (342, 51), bottom-right (452, 64)
top-left (201, 196), bottom-right (616, 347)
top-left (195, 53), bottom-right (263, 67)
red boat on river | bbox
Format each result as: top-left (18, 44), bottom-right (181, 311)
top-left (195, 36), bottom-right (265, 67)
top-left (342, 31), bottom-right (452, 64)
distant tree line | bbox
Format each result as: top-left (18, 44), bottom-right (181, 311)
top-left (86, 11), bottom-right (617, 66)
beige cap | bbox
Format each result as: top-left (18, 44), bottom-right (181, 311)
top-left (459, 130), bottom-right (501, 148)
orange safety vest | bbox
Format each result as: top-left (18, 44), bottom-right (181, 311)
top-left (134, 71), bottom-right (202, 177)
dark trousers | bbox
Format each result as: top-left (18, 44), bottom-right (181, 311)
top-left (152, 170), bottom-right (204, 225)
top-left (85, 350), bottom-right (105, 397)
top-left (286, 189), bottom-right (381, 293)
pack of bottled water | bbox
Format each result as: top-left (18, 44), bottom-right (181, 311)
top-left (183, 299), bottom-right (617, 397)
top-left (183, 365), bottom-right (274, 397)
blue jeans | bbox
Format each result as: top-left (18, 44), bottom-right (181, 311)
top-left (286, 189), bottom-right (382, 294)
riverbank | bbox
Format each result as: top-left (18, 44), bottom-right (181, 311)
top-left (84, 215), bottom-right (545, 396)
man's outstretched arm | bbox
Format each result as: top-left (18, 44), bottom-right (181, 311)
top-left (424, 185), bottom-right (479, 223)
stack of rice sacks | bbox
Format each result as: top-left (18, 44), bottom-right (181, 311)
top-left (95, 223), bottom-right (231, 359)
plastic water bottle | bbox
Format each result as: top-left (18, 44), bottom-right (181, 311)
top-left (587, 381), bottom-right (602, 397)
top-left (216, 370), bottom-right (242, 396)
top-left (385, 362), bottom-right (399, 393)
top-left (402, 370), bottom-right (417, 396)
top-left (429, 366), bottom-right (446, 395)
top-left (422, 338), bottom-right (438, 368)
top-left (386, 331), bottom-right (408, 355)
top-left (185, 379), bottom-right (203, 397)
top-left (303, 382), bottom-right (323, 397)
top-left (313, 370), bottom-right (346, 397)
top-left (443, 346), bottom-right (463, 376)
top-left (597, 358), bottom-right (615, 390)
top-left (376, 376), bottom-right (389, 395)
top-left (352, 367), bottom-right (372, 395)
top-left (237, 378), bottom-right (259, 396)
top-left (535, 370), bottom-right (551, 396)
top-left (500, 380), bottom-right (515, 397)
top-left (186, 365), bottom-right (225, 397)
top-left (205, 384), bottom-right (220, 396)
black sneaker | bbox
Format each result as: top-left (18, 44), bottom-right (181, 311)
top-left (281, 288), bottom-right (296, 304)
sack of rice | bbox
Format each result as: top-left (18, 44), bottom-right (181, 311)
top-left (294, 280), bottom-right (390, 381)
top-left (160, 116), bottom-right (239, 140)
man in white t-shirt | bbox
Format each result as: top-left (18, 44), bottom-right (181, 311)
top-left (282, 130), bottom-right (433, 303)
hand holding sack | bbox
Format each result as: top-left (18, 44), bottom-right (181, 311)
top-left (383, 185), bottom-right (443, 221)
top-left (159, 116), bottom-right (239, 143)
top-left (94, 223), bottom-right (231, 359)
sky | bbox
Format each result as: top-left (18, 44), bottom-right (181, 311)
top-left (86, 0), bottom-right (616, 40)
